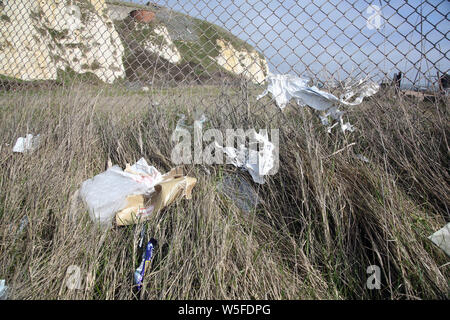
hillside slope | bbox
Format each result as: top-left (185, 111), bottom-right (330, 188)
top-left (0, 0), bottom-right (269, 86)
top-left (108, 0), bottom-right (268, 85)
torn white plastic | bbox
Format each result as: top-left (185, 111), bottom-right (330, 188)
top-left (247, 130), bottom-right (275, 182)
top-left (127, 158), bottom-right (162, 193)
top-left (340, 79), bottom-right (380, 105)
top-left (79, 158), bottom-right (162, 228)
top-left (215, 130), bottom-right (275, 184)
top-left (257, 73), bottom-right (379, 132)
top-left (428, 223), bottom-right (450, 257)
top-left (12, 134), bottom-right (41, 153)
top-left (340, 119), bottom-right (355, 133)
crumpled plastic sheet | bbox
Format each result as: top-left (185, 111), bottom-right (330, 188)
top-left (217, 174), bottom-right (260, 212)
top-left (428, 223), bottom-right (450, 257)
top-left (79, 158), bottom-right (162, 228)
top-left (12, 134), bottom-right (41, 153)
top-left (257, 73), bottom-right (379, 132)
top-left (126, 158), bottom-right (163, 193)
top-left (80, 158), bottom-right (197, 227)
top-left (215, 130), bottom-right (275, 184)
top-left (174, 114), bottom-right (275, 184)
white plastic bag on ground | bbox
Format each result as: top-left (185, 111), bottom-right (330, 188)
top-left (428, 223), bottom-right (450, 257)
top-left (12, 134), bottom-right (40, 153)
top-left (257, 73), bottom-right (379, 132)
top-left (79, 158), bottom-right (162, 228)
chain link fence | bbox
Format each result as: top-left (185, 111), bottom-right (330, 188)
top-left (0, 0), bottom-right (448, 93)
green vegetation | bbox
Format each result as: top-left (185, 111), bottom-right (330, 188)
top-left (195, 19), bottom-right (254, 54)
top-left (112, 1), bottom-right (265, 80)
top-left (55, 67), bottom-right (102, 86)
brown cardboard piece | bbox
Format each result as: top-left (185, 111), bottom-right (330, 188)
top-left (115, 166), bottom-right (196, 226)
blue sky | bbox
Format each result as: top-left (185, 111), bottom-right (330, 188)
top-left (130, 0), bottom-right (449, 86)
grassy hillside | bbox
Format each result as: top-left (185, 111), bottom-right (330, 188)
top-left (110, 0), bottom-right (265, 84)
top-left (0, 81), bottom-right (448, 299)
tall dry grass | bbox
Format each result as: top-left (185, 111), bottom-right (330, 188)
top-left (0, 81), bottom-right (448, 299)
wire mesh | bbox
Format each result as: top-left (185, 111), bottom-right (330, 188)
top-left (0, 0), bottom-right (448, 93)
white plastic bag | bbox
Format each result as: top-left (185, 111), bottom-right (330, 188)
top-left (257, 73), bottom-right (379, 132)
top-left (428, 223), bottom-right (450, 257)
top-left (12, 134), bottom-right (40, 153)
top-left (258, 73), bottom-right (379, 110)
top-left (79, 158), bottom-right (161, 228)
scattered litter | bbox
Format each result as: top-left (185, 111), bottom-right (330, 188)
top-left (340, 79), bottom-right (380, 105)
top-left (134, 238), bottom-right (157, 292)
top-left (12, 134), bottom-right (40, 153)
top-left (257, 73), bottom-right (379, 132)
top-left (428, 223), bottom-right (450, 257)
top-left (215, 130), bottom-right (275, 184)
top-left (173, 113), bottom-right (274, 184)
top-left (79, 158), bottom-right (162, 227)
top-left (79, 158), bottom-right (196, 228)
top-left (141, 86), bottom-right (149, 92)
top-left (217, 174), bottom-right (260, 212)
top-left (0, 280), bottom-right (7, 300)
top-left (326, 122), bottom-right (338, 133)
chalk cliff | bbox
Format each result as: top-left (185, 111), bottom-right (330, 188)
top-left (0, 0), bottom-right (269, 85)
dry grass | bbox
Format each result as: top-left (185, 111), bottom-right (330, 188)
top-left (0, 81), bottom-right (448, 299)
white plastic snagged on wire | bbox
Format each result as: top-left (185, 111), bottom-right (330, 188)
top-left (257, 73), bottom-right (379, 133)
